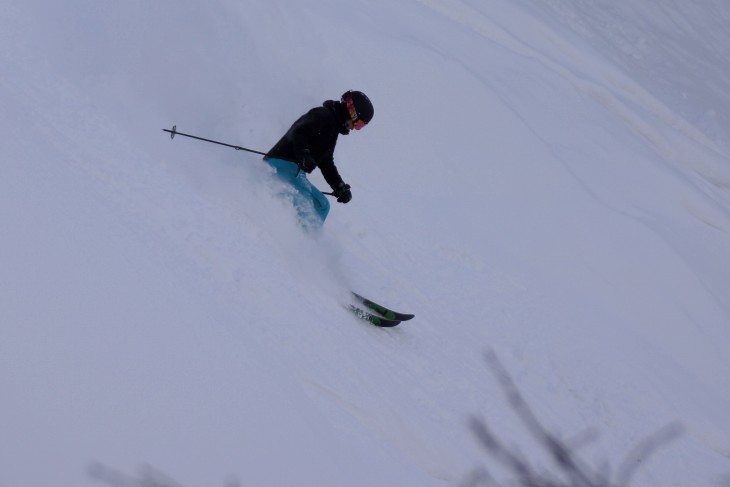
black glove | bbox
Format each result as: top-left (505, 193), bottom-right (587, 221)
top-left (334, 182), bottom-right (352, 204)
top-left (299, 149), bottom-right (316, 173)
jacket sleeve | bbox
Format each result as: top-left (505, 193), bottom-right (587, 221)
top-left (281, 106), bottom-right (344, 189)
top-left (319, 158), bottom-right (344, 190)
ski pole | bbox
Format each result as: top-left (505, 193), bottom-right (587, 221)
top-left (162, 125), bottom-right (336, 196)
top-left (162, 125), bottom-right (270, 156)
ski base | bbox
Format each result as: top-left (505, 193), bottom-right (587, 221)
top-left (349, 305), bottom-right (401, 327)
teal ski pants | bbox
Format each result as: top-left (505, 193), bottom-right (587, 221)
top-left (265, 157), bottom-right (330, 228)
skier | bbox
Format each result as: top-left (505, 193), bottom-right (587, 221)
top-left (264, 90), bottom-right (374, 229)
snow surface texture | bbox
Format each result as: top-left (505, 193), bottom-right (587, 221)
top-left (2, 0), bottom-right (730, 485)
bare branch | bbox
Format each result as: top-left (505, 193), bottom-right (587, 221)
top-left (614, 422), bottom-right (684, 487)
top-left (88, 463), bottom-right (187, 487)
top-left (483, 350), bottom-right (599, 486)
top-left (468, 349), bottom-right (686, 487)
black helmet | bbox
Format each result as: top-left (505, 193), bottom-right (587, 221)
top-left (341, 90), bottom-right (374, 125)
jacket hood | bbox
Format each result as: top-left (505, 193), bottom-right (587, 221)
top-left (323, 100), bottom-right (350, 135)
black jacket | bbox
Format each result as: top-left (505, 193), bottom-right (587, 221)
top-left (266, 100), bottom-right (350, 190)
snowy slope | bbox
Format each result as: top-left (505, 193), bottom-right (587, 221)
top-left (2, 0), bottom-right (730, 486)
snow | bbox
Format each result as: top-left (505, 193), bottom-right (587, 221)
top-left (2, 0), bottom-right (730, 485)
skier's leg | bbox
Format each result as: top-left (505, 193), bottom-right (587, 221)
top-left (265, 158), bottom-right (329, 228)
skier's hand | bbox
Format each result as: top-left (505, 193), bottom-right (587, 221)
top-left (334, 182), bottom-right (352, 204)
top-left (299, 150), bottom-right (316, 173)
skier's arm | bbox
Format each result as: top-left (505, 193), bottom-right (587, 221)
top-left (317, 141), bottom-right (345, 190)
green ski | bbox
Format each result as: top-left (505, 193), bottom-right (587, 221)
top-left (352, 292), bottom-right (415, 322)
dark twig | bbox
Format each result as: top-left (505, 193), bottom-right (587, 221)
top-left (468, 349), bottom-right (684, 487)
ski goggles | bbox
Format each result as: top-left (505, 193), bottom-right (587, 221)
top-left (345, 96), bottom-right (367, 130)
